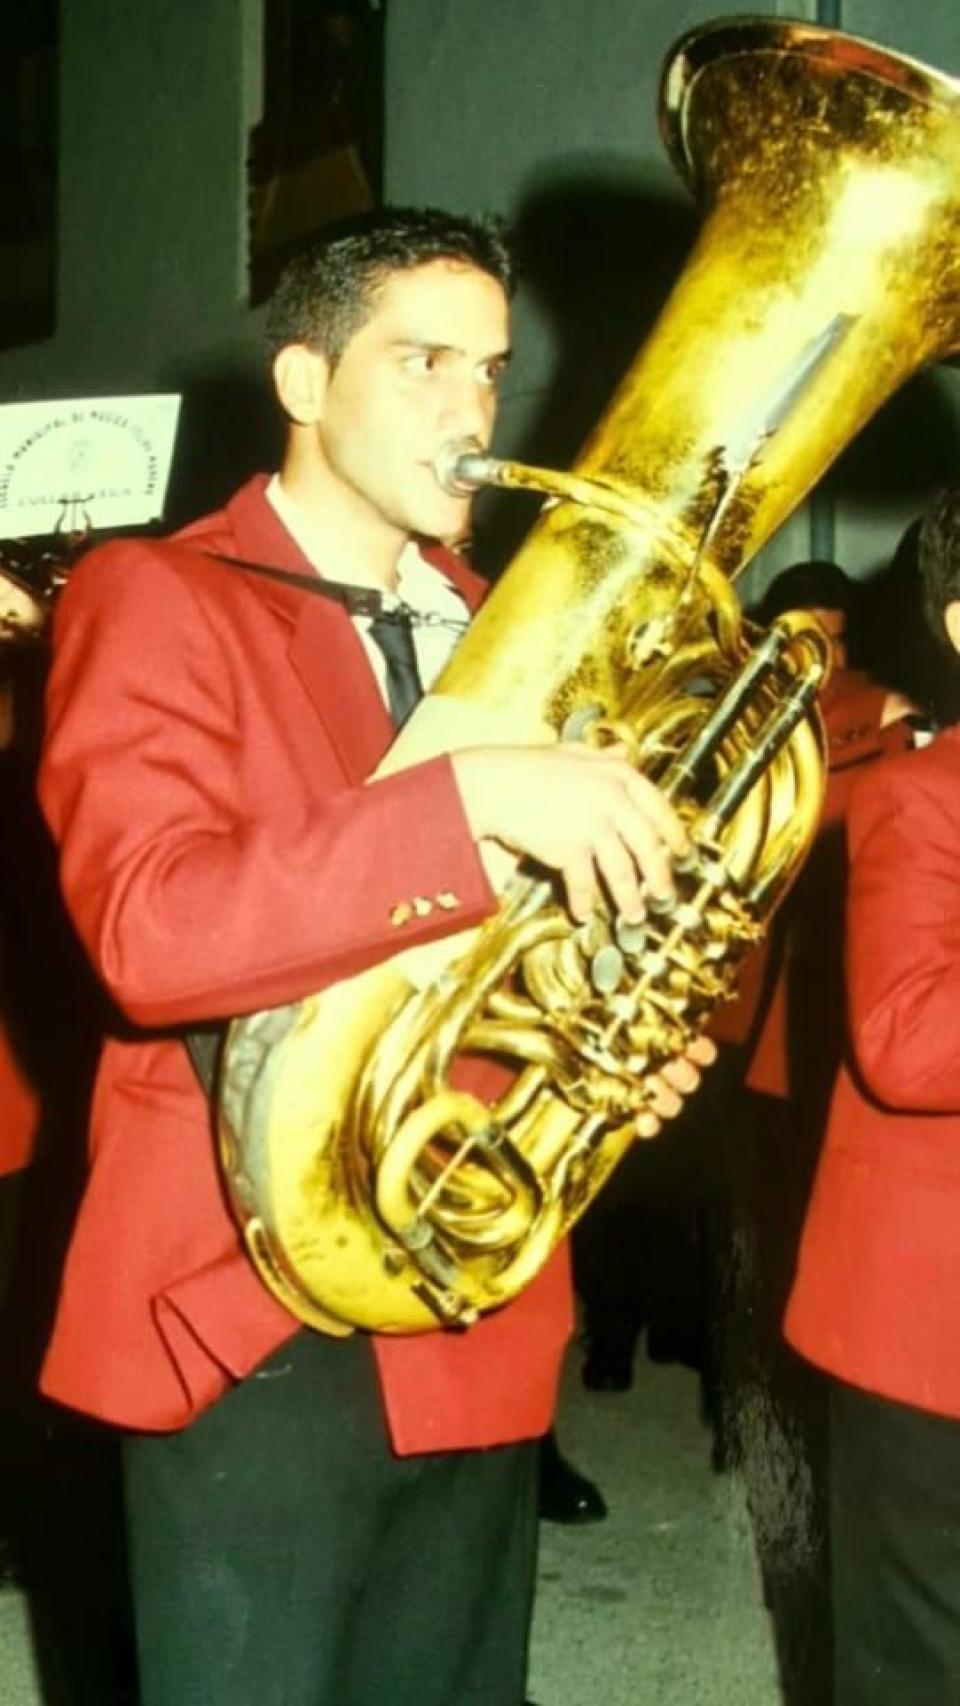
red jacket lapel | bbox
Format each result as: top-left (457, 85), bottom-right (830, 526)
top-left (205, 477), bottom-right (487, 782)
top-left (219, 477), bottom-right (394, 780)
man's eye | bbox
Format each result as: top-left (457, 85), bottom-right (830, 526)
top-left (479, 362), bottom-right (505, 388)
top-left (403, 352), bottom-right (437, 376)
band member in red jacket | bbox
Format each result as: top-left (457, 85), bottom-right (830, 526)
top-left (0, 999), bottom-right (36, 1178)
top-left (697, 560), bottom-right (916, 1699)
top-left (0, 636), bottom-right (39, 1181)
top-left (740, 560), bottom-right (914, 1108)
top-left (786, 488), bottom-right (960, 1703)
top-left (37, 208), bottom-right (706, 1706)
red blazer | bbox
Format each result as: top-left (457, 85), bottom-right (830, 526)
top-left (786, 727), bottom-right (960, 1418)
top-left (38, 475), bottom-right (572, 1450)
top-left (1, 685), bottom-right (42, 1176)
top-left (0, 1015), bottom-right (37, 1175)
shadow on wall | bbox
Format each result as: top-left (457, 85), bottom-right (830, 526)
top-left (511, 171), bottom-right (699, 461)
top-left (471, 170), bottom-right (699, 577)
top-left (825, 365), bottom-right (960, 525)
top-left (160, 365), bottom-right (283, 531)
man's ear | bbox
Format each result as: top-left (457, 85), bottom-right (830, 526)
top-left (272, 344), bottom-right (329, 425)
top-left (945, 600), bottom-right (960, 657)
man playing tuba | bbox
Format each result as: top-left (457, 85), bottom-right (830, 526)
top-left (36, 208), bottom-right (706, 1706)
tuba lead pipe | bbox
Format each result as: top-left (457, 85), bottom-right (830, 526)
top-left (433, 440), bottom-right (651, 527)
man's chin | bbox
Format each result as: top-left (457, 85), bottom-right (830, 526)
top-left (404, 500), bottom-right (471, 548)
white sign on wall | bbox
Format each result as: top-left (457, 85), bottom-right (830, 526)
top-left (0, 395), bottom-right (181, 540)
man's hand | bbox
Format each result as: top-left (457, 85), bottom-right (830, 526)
top-left (452, 741), bottom-right (718, 1136)
top-left (452, 741), bottom-right (688, 922)
top-left (636, 1033), bottom-right (718, 1139)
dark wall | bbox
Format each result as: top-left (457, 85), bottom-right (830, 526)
top-left (0, 0), bottom-right (278, 529)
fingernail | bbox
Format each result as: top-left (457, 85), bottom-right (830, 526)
top-left (646, 886), bottom-right (677, 916)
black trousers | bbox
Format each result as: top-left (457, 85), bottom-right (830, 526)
top-left (831, 1378), bottom-right (960, 1705)
top-left (123, 1330), bottom-right (539, 1706)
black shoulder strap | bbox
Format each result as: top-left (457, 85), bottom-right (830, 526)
top-left (203, 550), bottom-right (389, 618)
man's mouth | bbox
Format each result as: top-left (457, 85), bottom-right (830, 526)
top-left (431, 439), bottom-right (487, 495)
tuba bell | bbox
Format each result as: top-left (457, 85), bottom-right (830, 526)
top-left (218, 17), bottom-right (960, 1336)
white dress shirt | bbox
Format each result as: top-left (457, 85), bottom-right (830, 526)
top-left (265, 475), bottom-right (470, 702)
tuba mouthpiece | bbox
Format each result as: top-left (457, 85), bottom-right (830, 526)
top-left (433, 440), bottom-right (499, 496)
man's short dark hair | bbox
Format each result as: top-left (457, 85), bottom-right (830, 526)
top-left (752, 559), bottom-right (861, 626)
top-left (265, 207), bottom-right (515, 367)
top-left (919, 487), bottom-right (960, 643)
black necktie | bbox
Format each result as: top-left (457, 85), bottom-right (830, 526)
top-left (368, 609), bottom-right (424, 729)
top-left (204, 549), bottom-right (432, 729)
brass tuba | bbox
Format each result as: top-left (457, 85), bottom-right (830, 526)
top-left (219, 18), bottom-right (960, 1336)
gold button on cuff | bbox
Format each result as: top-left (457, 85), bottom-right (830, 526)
top-left (389, 902), bottom-right (414, 927)
top-left (436, 890), bottom-right (461, 910)
top-left (412, 896), bottom-right (433, 917)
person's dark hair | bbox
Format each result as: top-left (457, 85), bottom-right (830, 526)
top-left (751, 559), bottom-right (861, 627)
top-left (264, 207), bottom-right (515, 367)
top-left (919, 487), bottom-right (960, 643)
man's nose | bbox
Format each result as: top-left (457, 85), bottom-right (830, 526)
top-left (439, 374), bottom-right (494, 441)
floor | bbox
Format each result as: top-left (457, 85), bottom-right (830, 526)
top-left (0, 1594), bottom-right (38, 1706)
top-left (529, 1350), bottom-right (782, 1706)
top-left (0, 1346), bottom-right (783, 1706)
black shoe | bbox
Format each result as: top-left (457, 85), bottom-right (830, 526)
top-left (0, 1541), bottom-right (27, 1591)
top-left (538, 1438), bottom-right (607, 1524)
top-left (646, 1318), bottom-right (706, 1372)
top-left (582, 1349), bottom-right (633, 1391)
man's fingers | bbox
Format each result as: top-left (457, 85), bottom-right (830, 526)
top-left (562, 851), bottom-right (600, 923)
top-left (613, 798), bottom-right (676, 902)
top-left (657, 1037), bottom-right (717, 1094)
top-left (658, 1056), bottom-right (701, 1096)
top-left (591, 826), bottom-right (645, 922)
top-left (639, 1039), bottom-right (716, 1132)
top-left (571, 743), bottom-right (688, 863)
top-left (459, 739), bottom-right (691, 923)
top-left (643, 1075), bottom-right (684, 1121)
top-left (685, 1034), bottom-right (718, 1068)
top-left (625, 770), bottom-right (689, 858)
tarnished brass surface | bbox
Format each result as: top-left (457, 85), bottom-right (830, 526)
top-left (0, 567), bottom-right (48, 641)
top-left (0, 548), bottom-right (76, 641)
top-left (219, 18), bottom-right (960, 1336)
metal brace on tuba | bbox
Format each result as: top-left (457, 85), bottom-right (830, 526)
top-left (218, 17), bottom-right (960, 1337)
